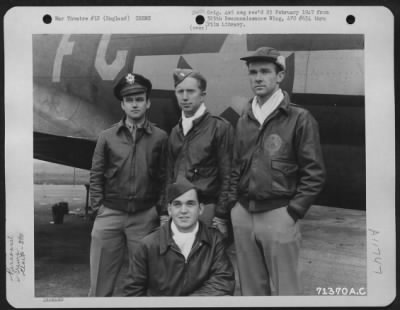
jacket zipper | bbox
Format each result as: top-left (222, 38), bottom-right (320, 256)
top-left (175, 114), bottom-right (207, 181)
top-left (170, 241), bottom-right (203, 290)
top-left (247, 108), bottom-right (281, 197)
top-left (127, 127), bottom-right (136, 198)
top-left (170, 245), bottom-right (188, 288)
top-left (186, 241), bottom-right (203, 263)
top-left (256, 108), bottom-right (281, 144)
top-left (175, 127), bottom-right (191, 180)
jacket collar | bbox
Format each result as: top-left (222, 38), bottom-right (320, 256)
top-left (246, 90), bottom-right (291, 122)
top-left (159, 220), bottom-right (212, 255)
top-left (178, 110), bottom-right (210, 133)
top-left (116, 117), bottom-right (153, 135)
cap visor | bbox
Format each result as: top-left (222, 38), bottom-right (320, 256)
top-left (120, 86), bottom-right (146, 97)
top-left (240, 56), bottom-right (277, 62)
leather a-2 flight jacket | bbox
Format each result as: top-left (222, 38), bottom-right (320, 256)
top-left (90, 119), bottom-right (168, 214)
top-left (123, 220), bottom-right (235, 296)
top-left (165, 111), bottom-right (233, 219)
top-left (228, 91), bottom-right (326, 221)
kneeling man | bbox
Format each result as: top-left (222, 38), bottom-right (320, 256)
top-left (124, 177), bottom-right (235, 296)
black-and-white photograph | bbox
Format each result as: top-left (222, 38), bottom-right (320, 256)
top-left (4, 6), bottom-right (396, 308)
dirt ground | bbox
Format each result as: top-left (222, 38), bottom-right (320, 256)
top-left (34, 184), bottom-right (367, 297)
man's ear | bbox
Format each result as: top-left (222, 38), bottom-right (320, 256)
top-left (277, 70), bottom-right (285, 83)
top-left (167, 204), bottom-right (172, 217)
top-left (198, 203), bottom-right (204, 216)
top-left (146, 98), bottom-right (151, 110)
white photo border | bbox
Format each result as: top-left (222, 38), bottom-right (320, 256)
top-left (4, 5), bottom-right (396, 308)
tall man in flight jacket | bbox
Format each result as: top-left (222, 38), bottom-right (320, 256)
top-left (89, 72), bottom-right (168, 296)
top-left (229, 47), bottom-right (326, 295)
top-left (161, 69), bottom-right (233, 236)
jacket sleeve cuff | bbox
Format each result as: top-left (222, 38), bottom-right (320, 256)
top-left (212, 216), bottom-right (229, 224)
top-left (91, 201), bottom-right (102, 211)
top-left (287, 206), bottom-right (300, 222)
top-left (214, 210), bottom-right (230, 220)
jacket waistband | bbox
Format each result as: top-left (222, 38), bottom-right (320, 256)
top-left (238, 196), bottom-right (289, 213)
top-left (104, 198), bottom-right (157, 214)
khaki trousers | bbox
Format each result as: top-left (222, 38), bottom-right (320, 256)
top-left (231, 202), bottom-right (301, 295)
top-left (89, 206), bottom-right (159, 296)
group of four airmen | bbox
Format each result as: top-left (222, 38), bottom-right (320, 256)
top-left (88, 47), bottom-right (326, 297)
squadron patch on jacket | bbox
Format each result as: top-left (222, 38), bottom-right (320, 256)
top-left (265, 134), bottom-right (282, 155)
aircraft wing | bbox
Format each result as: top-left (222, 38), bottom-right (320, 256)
top-left (34, 132), bottom-right (96, 170)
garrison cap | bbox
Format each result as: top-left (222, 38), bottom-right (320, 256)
top-left (114, 72), bottom-right (152, 101)
top-left (173, 68), bottom-right (197, 87)
top-left (240, 47), bottom-right (286, 70)
top-left (167, 176), bottom-right (196, 203)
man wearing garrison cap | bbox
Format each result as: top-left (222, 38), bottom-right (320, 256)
top-left (160, 69), bottom-right (234, 237)
top-left (89, 72), bottom-right (168, 296)
top-left (124, 176), bottom-right (235, 296)
top-left (228, 47), bottom-right (326, 295)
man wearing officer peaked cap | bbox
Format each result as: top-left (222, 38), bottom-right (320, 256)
top-left (161, 68), bottom-right (234, 239)
top-left (89, 72), bottom-right (168, 296)
top-left (228, 47), bottom-right (326, 295)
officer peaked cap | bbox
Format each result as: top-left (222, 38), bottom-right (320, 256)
top-left (114, 72), bottom-right (152, 101)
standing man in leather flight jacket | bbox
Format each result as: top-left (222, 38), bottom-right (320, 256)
top-left (229, 47), bottom-right (326, 295)
top-left (161, 69), bottom-right (233, 237)
top-left (89, 72), bottom-right (168, 296)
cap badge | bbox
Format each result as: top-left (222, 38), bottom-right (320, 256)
top-left (126, 73), bottom-right (135, 85)
top-left (180, 72), bottom-right (185, 77)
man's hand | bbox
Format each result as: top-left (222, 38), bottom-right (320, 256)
top-left (160, 215), bottom-right (170, 226)
top-left (89, 204), bottom-right (103, 221)
top-left (211, 217), bottom-right (229, 238)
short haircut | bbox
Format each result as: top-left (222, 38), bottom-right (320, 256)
top-left (145, 90), bottom-right (151, 101)
top-left (196, 190), bottom-right (203, 204)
